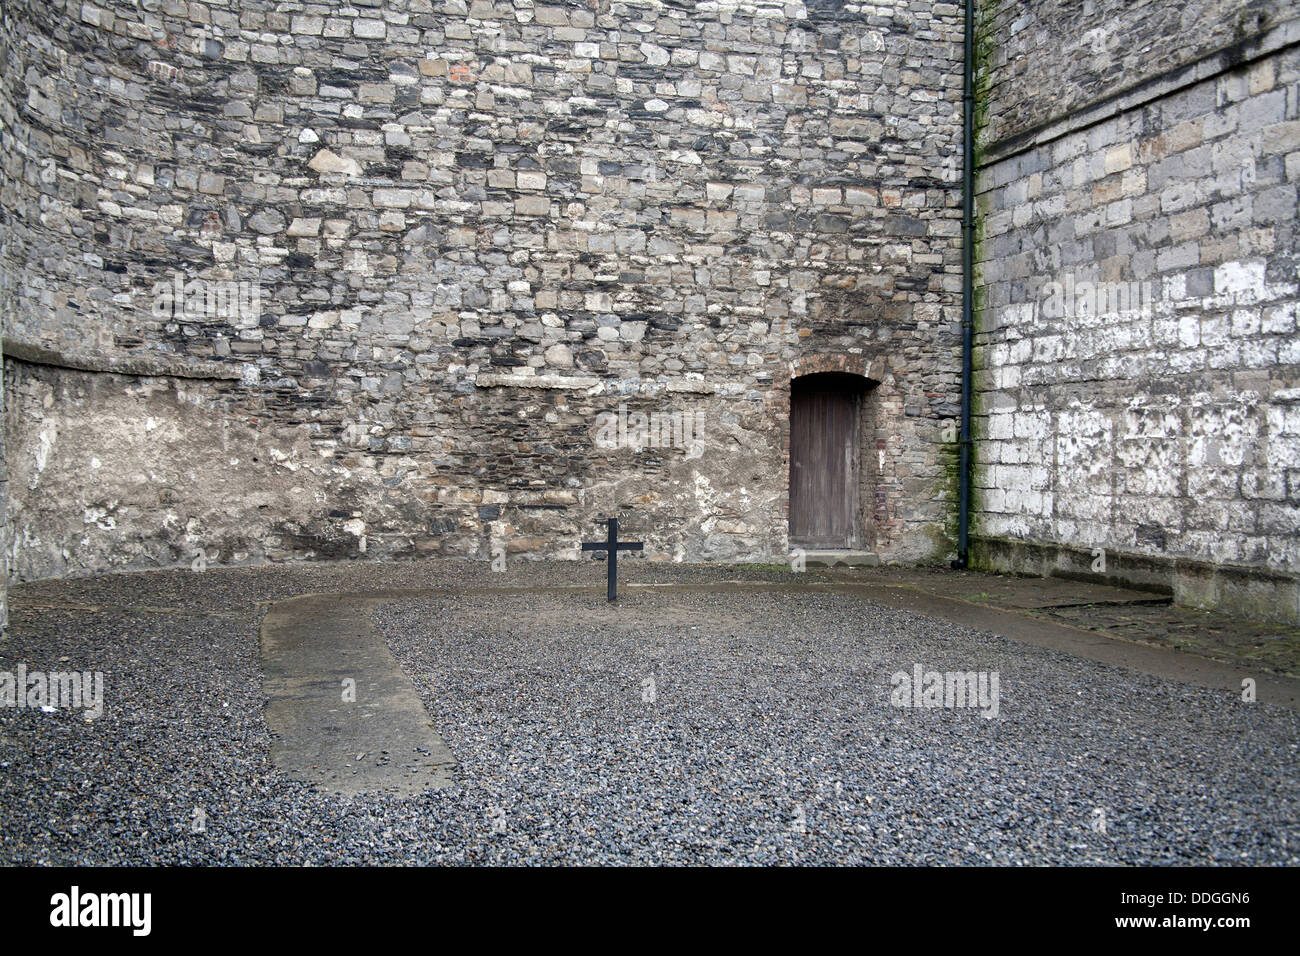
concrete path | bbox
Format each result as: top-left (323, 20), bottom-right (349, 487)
top-left (257, 576), bottom-right (1300, 712)
top-left (815, 579), bottom-right (1300, 709)
top-left (260, 594), bottom-right (455, 795)
top-left (824, 566), bottom-right (1300, 685)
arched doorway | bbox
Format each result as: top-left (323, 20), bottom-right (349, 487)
top-left (788, 372), bottom-right (875, 550)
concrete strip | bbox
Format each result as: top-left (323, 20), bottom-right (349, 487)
top-left (827, 580), bottom-right (1300, 710)
top-left (3, 336), bottom-right (241, 380)
top-left (260, 579), bottom-right (1300, 710)
top-left (474, 372), bottom-right (599, 389)
top-left (860, 571), bottom-right (1171, 610)
top-left (259, 594), bottom-right (455, 796)
top-left (802, 551), bottom-right (881, 568)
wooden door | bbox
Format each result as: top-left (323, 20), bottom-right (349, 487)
top-left (789, 378), bottom-right (858, 548)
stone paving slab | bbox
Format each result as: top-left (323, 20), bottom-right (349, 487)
top-left (260, 593), bottom-right (456, 796)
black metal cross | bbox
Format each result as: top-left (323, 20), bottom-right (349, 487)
top-left (581, 517), bottom-right (643, 601)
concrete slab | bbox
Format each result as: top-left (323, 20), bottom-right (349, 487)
top-left (841, 566), bottom-right (1170, 609)
top-left (808, 565), bottom-right (1300, 680)
top-left (802, 551), bottom-right (881, 568)
top-left (817, 579), bottom-right (1300, 710)
top-left (259, 593), bottom-right (455, 796)
top-left (259, 578), bottom-right (1300, 710)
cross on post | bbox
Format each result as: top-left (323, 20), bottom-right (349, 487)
top-left (581, 517), bottom-right (643, 601)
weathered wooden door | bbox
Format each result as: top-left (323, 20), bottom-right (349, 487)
top-left (789, 377), bottom-right (858, 549)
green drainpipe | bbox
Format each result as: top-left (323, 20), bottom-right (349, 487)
top-left (954, 0), bottom-right (975, 569)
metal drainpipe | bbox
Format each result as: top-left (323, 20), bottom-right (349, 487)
top-left (954, 0), bottom-right (975, 570)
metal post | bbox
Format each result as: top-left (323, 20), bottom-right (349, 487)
top-left (607, 517), bottom-right (618, 601)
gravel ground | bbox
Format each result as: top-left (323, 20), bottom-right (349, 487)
top-left (1, 561), bottom-right (1297, 865)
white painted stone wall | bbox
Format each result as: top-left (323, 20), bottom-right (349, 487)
top-left (975, 42), bottom-right (1300, 595)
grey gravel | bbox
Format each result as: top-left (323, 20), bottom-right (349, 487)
top-left (1, 561), bottom-right (1297, 865)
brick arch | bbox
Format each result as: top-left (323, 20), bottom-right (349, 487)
top-left (774, 351), bottom-right (897, 554)
top-left (789, 352), bottom-right (887, 385)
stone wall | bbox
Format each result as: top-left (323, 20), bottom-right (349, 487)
top-left (0, 5), bottom-right (17, 627)
top-left (973, 2), bottom-right (1300, 621)
top-left (2, 0), bottom-right (965, 580)
top-left (979, 0), bottom-right (1283, 147)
